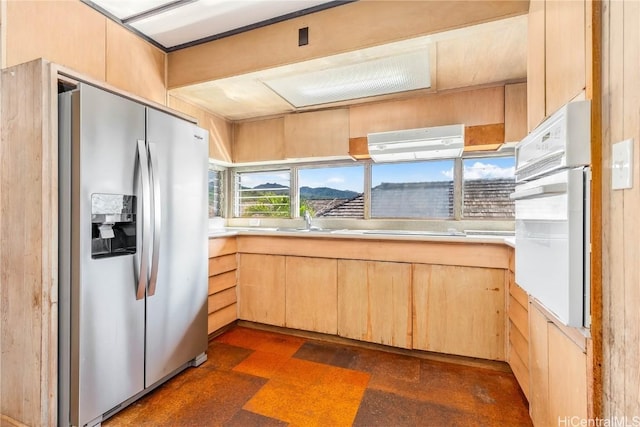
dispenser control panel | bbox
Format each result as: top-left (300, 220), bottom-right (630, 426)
top-left (91, 194), bottom-right (137, 259)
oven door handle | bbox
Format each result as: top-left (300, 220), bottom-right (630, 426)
top-left (509, 182), bottom-right (567, 200)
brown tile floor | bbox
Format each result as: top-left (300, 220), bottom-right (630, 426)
top-left (104, 326), bottom-right (532, 426)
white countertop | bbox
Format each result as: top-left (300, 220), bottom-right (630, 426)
top-left (209, 227), bottom-right (515, 245)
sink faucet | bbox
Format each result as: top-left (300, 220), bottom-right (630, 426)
top-left (303, 210), bottom-right (312, 230)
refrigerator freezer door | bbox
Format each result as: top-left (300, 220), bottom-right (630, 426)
top-left (72, 84), bottom-right (146, 426)
top-left (144, 108), bottom-right (208, 386)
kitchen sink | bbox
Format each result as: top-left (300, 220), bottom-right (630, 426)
top-left (276, 227), bottom-right (334, 233)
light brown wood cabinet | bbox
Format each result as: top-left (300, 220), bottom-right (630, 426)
top-left (235, 236), bottom-right (509, 360)
top-left (4, 0), bottom-right (167, 105)
top-left (284, 109), bottom-right (349, 158)
top-left (233, 117), bottom-right (285, 162)
top-left (504, 83), bottom-right (528, 143)
top-left (285, 256), bottom-right (338, 334)
top-left (507, 248), bottom-right (530, 399)
top-left (413, 264), bottom-right (505, 360)
top-left (337, 260), bottom-right (412, 348)
top-left (529, 302), bottom-right (588, 426)
top-left (237, 253), bottom-right (286, 326)
top-left (208, 238), bottom-right (238, 334)
top-left (527, 0), bottom-right (586, 131)
top-left (544, 0), bottom-right (586, 116)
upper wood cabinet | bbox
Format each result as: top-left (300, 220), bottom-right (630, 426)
top-left (168, 96), bottom-right (233, 162)
top-left (4, 1), bottom-right (168, 105)
top-left (504, 83), bottom-right (528, 143)
top-left (527, 0), bottom-right (586, 131)
top-left (527, 0), bottom-right (546, 131)
top-left (105, 20), bottom-right (166, 105)
top-left (545, 0), bottom-right (586, 116)
top-left (233, 117), bottom-right (285, 162)
top-left (284, 109), bottom-right (349, 158)
top-left (349, 86), bottom-right (505, 139)
top-left (4, 0), bottom-right (107, 81)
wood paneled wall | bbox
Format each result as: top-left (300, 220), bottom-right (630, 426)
top-left (601, 0), bottom-right (640, 418)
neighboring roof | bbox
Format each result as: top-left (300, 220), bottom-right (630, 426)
top-left (463, 178), bottom-right (515, 218)
top-left (371, 181), bottom-right (453, 218)
top-left (316, 179), bottom-right (515, 219)
top-left (317, 195), bottom-right (364, 218)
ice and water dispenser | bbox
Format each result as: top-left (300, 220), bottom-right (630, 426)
top-left (91, 194), bottom-right (137, 258)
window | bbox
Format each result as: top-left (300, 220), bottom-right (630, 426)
top-left (208, 165), bottom-right (224, 218)
top-left (298, 165), bottom-right (364, 218)
top-left (234, 170), bottom-right (291, 217)
top-left (231, 155), bottom-right (515, 223)
top-left (462, 156), bottom-right (515, 218)
top-left (371, 160), bottom-right (455, 219)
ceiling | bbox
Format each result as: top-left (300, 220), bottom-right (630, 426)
top-left (84, 0), bottom-right (349, 50)
top-left (84, 1), bottom-right (528, 122)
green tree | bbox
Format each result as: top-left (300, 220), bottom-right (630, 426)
top-left (243, 193), bottom-right (316, 217)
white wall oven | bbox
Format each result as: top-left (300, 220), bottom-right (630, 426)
top-left (511, 100), bottom-right (591, 328)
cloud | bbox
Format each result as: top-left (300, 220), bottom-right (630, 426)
top-left (327, 177), bottom-right (346, 185)
top-left (440, 162), bottom-right (515, 180)
top-left (464, 162), bottom-right (515, 179)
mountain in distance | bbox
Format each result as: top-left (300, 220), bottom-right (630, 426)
top-left (300, 186), bottom-right (359, 200)
top-left (247, 183), bottom-right (359, 200)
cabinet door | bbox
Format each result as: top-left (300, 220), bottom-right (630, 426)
top-left (545, 0), bottom-right (586, 116)
top-left (529, 303), bottom-right (550, 427)
top-left (233, 118), bottom-right (285, 162)
top-left (504, 82), bottom-right (528, 143)
top-left (413, 264), bottom-right (505, 360)
top-left (237, 254), bottom-right (285, 326)
top-left (527, 0), bottom-right (546, 131)
top-left (337, 260), bottom-right (412, 349)
top-left (284, 109), bottom-right (349, 158)
top-left (285, 257), bottom-right (337, 334)
top-left (548, 323), bottom-right (588, 423)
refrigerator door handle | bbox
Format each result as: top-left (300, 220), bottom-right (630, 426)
top-left (148, 142), bottom-right (161, 296)
top-left (136, 140), bottom-right (151, 300)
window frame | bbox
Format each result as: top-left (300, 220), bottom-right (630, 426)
top-left (459, 153), bottom-right (516, 220)
top-left (232, 166), bottom-right (293, 218)
top-left (229, 151), bottom-right (515, 228)
top-left (208, 161), bottom-right (226, 219)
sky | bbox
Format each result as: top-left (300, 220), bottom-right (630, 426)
top-left (299, 166), bottom-right (364, 192)
top-left (242, 157), bottom-right (515, 191)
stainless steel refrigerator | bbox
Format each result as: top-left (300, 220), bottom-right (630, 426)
top-left (58, 83), bottom-right (209, 427)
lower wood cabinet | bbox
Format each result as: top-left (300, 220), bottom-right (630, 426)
top-left (285, 256), bottom-right (338, 334)
top-left (529, 302), bottom-right (587, 426)
top-left (235, 238), bottom-right (509, 362)
top-left (412, 264), bottom-right (506, 360)
top-left (208, 237), bottom-right (238, 334)
top-left (237, 253), bottom-right (286, 326)
top-left (337, 260), bottom-right (412, 348)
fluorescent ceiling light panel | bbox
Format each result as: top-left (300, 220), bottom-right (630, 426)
top-left (129, 0), bottom-right (334, 48)
top-left (263, 49), bottom-right (431, 107)
top-left (90, 0), bottom-right (179, 19)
